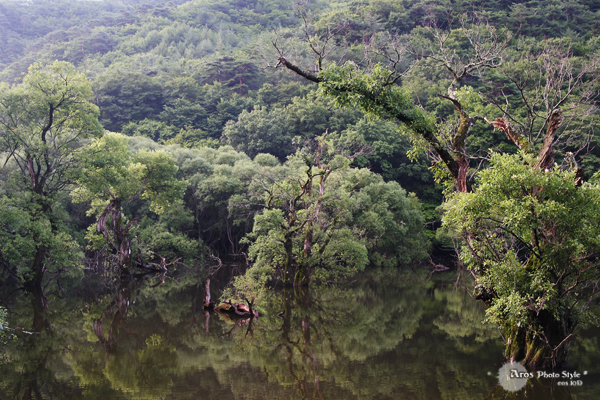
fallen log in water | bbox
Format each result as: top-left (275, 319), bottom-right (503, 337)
top-left (215, 298), bottom-right (259, 319)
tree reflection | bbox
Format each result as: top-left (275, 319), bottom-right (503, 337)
top-left (72, 271), bottom-right (178, 400)
top-left (215, 275), bottom-right (428, 399)
top-left (1, 270), bottom-right (599, 400)
top-left (0, 286), bottom-right (79, 399)
top-left (92, 276), bottom-right (136, 354)
top-left (433, 285), bottom-right (500, 354)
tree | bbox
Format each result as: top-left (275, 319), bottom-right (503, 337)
top-left (122, 119), bottom-right (179, 143)
top-left (0, 61), bottom-right (102, 287)
top-left (231, 137), bottom-right (427, 292)
top-left (72, 132), bottom-right (185, 275)
top-left (223, 91), bottom-right (362, 161)
top-left (443, 151), bottom-right (600, 368)
top-left (332, 118), bottom-right (441, 220)
top-left (243, 150), bottom-right (364, 288)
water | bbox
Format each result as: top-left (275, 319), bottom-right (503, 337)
top-left (1, 269), bottom-right (599, 399)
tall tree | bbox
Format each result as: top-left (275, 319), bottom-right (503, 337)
top-left (0, 61), bottom-right (102, 287)
top-left (72, 133), bottom-right (185, 275)
top-left (443, 152), bottom-right (600, 368)
top-left (232, 137), bottom-right (427, 291)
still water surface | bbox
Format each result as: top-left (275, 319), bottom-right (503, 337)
top-left (1, 270), bottom-right (599, 399)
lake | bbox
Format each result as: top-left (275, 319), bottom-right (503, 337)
top-left (1, 268), bottom-right (599, 399)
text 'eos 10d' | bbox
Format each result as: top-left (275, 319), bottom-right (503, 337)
top-left (537, 370), bottom-right (586, 386)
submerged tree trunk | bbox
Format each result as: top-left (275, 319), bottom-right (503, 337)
top-left (505, 309), bottom-right (572, 369)
top-left (93, 276), bottom-right (136, 354)
top-left (27, 245), bottom-right (48, 289)
top-left (294, 221), bottom-right (313, 286)
top-left (203, 278), bottom-right (214, 310)
top-left (25, 197), bottom-right (57, 289)
top-left (30, 284), bottom-right (51, 333)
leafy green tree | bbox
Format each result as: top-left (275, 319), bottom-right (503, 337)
top-left (232, 138), bottom-right (427, 292)
top-left (222, 105), bottom-right (293, 160)
top-left (159, 99), bottom-right (208, 130)
top-left (194, 55), bottom-right (266, 95)
top-left (0, 61), bottom-right (102, 287)
top-left (255, 82), bottom-right (312, 107)
top-left (72, 132), bottom-right (185, 274)
top-left (195, 82), bottom-right (256, 138)
top-left (239, 152), bottom-right (365, 288)
top-left (163, 126), bottom-right (217, 148)
top-left (443, 151), bottom-right (600, 368)
top-left (133, 200), bottom-right (206, 266)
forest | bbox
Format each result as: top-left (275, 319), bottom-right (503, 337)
top-left (1, 0), bottom-right (600, 398)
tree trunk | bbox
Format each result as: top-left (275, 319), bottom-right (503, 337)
top-left (294, 221), bottom-right (313, 287)
top-left (281, 287), bottom-right (292, 341)
top-left (30, 284), bottom-right (50, 332)
top-left (203, 278), bottom-right (214, 310)
top-left (505, 310), bottom-right (572, 369)
top-left (294, 263), bottom-right (309, 287)
top-left (204, 311), bottom-right (210, 334)
top-left (283, 234), bottom-right (293, 286)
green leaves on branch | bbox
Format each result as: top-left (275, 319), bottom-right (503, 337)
top-left (0, 61), bottom-right (102, 196)
top-left (0, 61), bottom-right (101, 284)
top-left (233, 146), bottom-right (428, 298)
top-left (443, 152), bottom-right (600, 367)
top-left (72, 132), bottom-right (184, 216)
top-left (318, 62), bottom-right (437, 141)
top-left (71, 133), bottom-right (185, 269)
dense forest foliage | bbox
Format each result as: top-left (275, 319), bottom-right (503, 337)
top-left (1, 0), bottom-right (600, 372)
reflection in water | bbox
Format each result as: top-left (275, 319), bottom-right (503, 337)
top-left (0, 270), bottom-right (599, 399)
top-left (93, 275), bottom-right (136, 355)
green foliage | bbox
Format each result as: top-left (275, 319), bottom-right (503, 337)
top-left (173, 0), bottom-right (297, 31)
top-left (334, 118), bottom-right (441, 214)
top-left (319, 62), bottom-right (435, 134)
top-left (443, 152), bottom-right (600, 366)
top-left (193, 55), bottom-right (266, 94)
top-left (234, 145), bottom-right (428, 297)
top-left (197, 83), bottom-right (257, 138)
top-left (134, 201), bottom-right (205, 265)
top-left (94, 71), bottom-right (165, 132)
top-left (0, 61), bottom-right (101, 284)
top-left (222, 105), bottom-right (293, 160)
top-left (72, 133), bottom-right (186, 268)
top-left (122, 119), bottom-right (179, 143)
top-left (0, 194), bottom-right (84, 281)
top-left (164, 144), bottom-right (272, 256)
top-left (223, 91), bottom-right (362, 160)
top-left (1, 0), bottom-right (600, 392)
top-left (0, 61), bottom-right (102, 196)
top-left (73, 132), bottom-right (184, 215)
top-left (0, 306), bottom-right (13, 346)
top-left (159, 99), bottom-right (208, 130)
